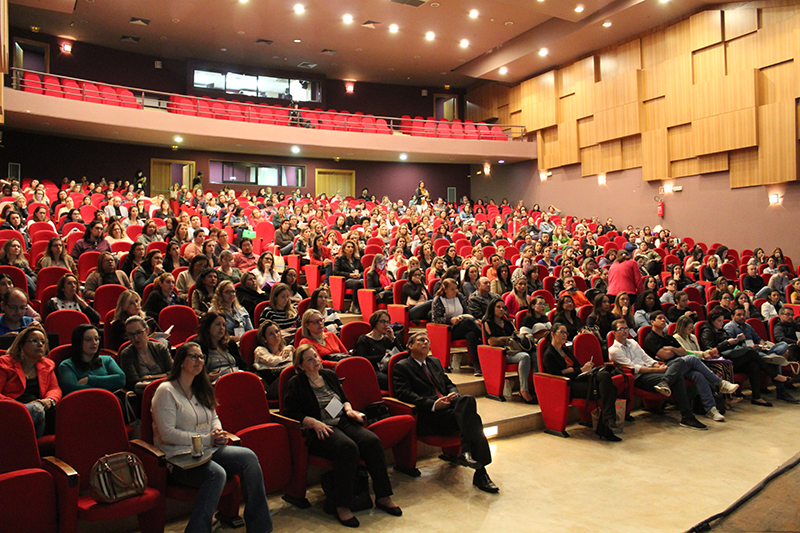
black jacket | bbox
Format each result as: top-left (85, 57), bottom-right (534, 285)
top-left (283, 369), bottom-right (348, 425)
top-left (333, 256), bottom-right (362, 278)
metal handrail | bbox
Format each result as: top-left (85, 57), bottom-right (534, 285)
top-left (11, 67), bottom-right (527, 140)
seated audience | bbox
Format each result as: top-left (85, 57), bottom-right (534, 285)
top-left (58, 324), bottom-right (125, 395)
top-left (176, 253), bottom-right (209, 300)
top-left (354, 310), bottom-right (404, 391)
top-left (433, 279), bottom-right (483, 375)
top-left (482, 298), bottom-right (534, 403)
top-left (298, 309), bottom-right (349, 361)
top-left (196, 311), bottom-right (245, 382)
top-left (119, 315), bottom-right (173, 394)
top-left (191, 268), bottom-right (219, 319)
top-left (252, 319), bottom-right (294, 399)
top-left (84, 252), bottom-right (131, 300)
top-left (41, 273), bottom-right (101, 323)
top-left (209, 280), bottom-right (254, 342)
top-left (307, 287), bottom-right (343, 333)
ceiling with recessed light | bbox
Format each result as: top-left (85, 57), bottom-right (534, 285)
top-left (9, 0), bottom-right (730, 88)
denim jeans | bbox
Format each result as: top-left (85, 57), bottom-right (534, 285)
top-left (25, 402), bottom-right (46, 437)
top-left (506, 351), bottom-right (532, 392)
top-left (671, 355), bottom-right (722, 412)
top-left (765, 341), bottom-right (789, 356)
top-left (635, 358), bottom-right (693, 417)
top-left (169, 445), bottom-right (272, 533)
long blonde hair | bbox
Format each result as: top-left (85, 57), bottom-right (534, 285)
top-left (212, 280), bottom-right (244, 313)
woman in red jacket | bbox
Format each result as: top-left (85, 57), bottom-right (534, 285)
top-left (298, 309), bottom-right (349, 361)
top-left (0, 323), bottom-right (61, 436)
top-left (309, 234), bottom-right (334, 282)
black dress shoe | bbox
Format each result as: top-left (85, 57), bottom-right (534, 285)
top-left (625, 414), bottom-right (636, 422)
top-left (336, 513), bottom-right (360, 528)
top-left (473, 468), bottom-right (499, 493)
top-left (375, 502), bottom-right (403, 516)
top-left (394, 465), bottom-right (422, 477)
top-left (457, 451), bottom-right (481, 469)
top-left (777, 392), bottom-right (800, 404)
top-left (596, 425), bottom-right (622, 442)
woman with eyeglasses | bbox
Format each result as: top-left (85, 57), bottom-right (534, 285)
top-left (283, 343), bottom-right (400, 527)
top-left (543, 322), bottom-right (621, 442)
top-left (402, 267), bottom-right (433, 322)
top-left (354, 310), bottom-right (404, 391)
top-left (298, 309), bottom-right (349, 362)
top-left (209, 280), bottom-right (253, 342)
top-left (83, 251), bottom-right (131, 300)
top-left (483, 299), bottom-right (535, 403)
top-left (119, 315), bottom-right (173, 395)
top-left (133, 249), bottom-right (165, 295)
top-left (152, 342), bottom-right (272, 533)
top-left (58, 324), bottom-right (125, 396)
top-left (0, 324), bottom-right (61, 436)
top-left (196, 312), bottom-right (246, 383)
top-left (252, 320), bottom-right (294, 399)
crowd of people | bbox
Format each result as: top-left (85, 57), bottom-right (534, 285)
top-left (1, 176), bottom-right (799, 530)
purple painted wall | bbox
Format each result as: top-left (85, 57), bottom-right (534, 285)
top-left (323, 79), bottom-right (464, 120)
top-left (0, 129), bottom-right (469, 202)
top-left (471, 159), bottom-right (800, 263)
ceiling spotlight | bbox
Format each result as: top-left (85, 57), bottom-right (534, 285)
top-left (399, 153), bottom-right (408, 160)
top-left (603, 21), bottom-right (612, 27)
top-left (538, 48), bottom-right (548, 56)
top-left (294, 4), bottom-right (304, 14)
top-left (174, 135), bottom-right (183, 143)
top-left (460, 39), bottom-right (469, 48)
top-left (389, 24), bottom-right (399, 33)
top-left (574, 5), bottom-right (584, 13)
top-left (239, 0), bottom-right (248, 3)
top-left (499, 66), bottom-right (508, 75)
top-left (660, 0), bottom-right (670, 3)
top-left (426, 31), bottom-right (435, 40)
top-left (294, 39), bottom-right (301, 43)
top-left (342, 14), bottom-right (353, 23)
top-left (469, 9), bottom-right (479, 18)
top-left (291, 146), bottom-right (301, 154)
top-left (498, 160), bottom-right (505, 164)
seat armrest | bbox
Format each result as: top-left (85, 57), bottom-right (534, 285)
top-left (42, 456), bottom-right (79, 488)
top-left (131, 439), bottom-right (167, 467)
top-left (382, 396), bottom-right (417, 416)
top-left (533, 372), bottom-right (569, 382)
top-left (271, 412), bottom-right (307, 437)
top-left (225, 432), bottom-right (241, 445)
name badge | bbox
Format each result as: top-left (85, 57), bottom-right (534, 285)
top-left (325, 397), bottom-right (343, 419)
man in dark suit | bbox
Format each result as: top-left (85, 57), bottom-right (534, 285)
top-left (392, 331), bottom-right (499, 493)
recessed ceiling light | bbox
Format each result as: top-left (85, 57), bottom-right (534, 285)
top-left (239, 0), bottom-right (247, 3)
top-left (425, 31), bottom-right (435, 40)
top-left (160, 36), bottom-right (168, 40)
top-left (469, 9), bottom-right (478, 18)
top-left (603, 21), bottom-right (612, 27)
top-left (498, 160), bottom-right (504, 164)
top-left (291, 146), bottom-right (301, 154)
top-left (172, 18), bottom-right (180, 23)
top-left (399, 153), bottom-right (408, 160)
top-left (499, 66), bottom-right (508, 74)
top-left (505, 21), bottom-right (513, 26)
top-left (355, 48), bottom-right (362, 52)
top-left (174, 135), bottom-right (183, 143)
top-left (294, 4), bottom-right (304, 14)
top-left (294, 39), bottom-right (301, 43)
top-left (440, 71), bottom-right (447, 75)
top-left (220, 48), bottom-right (227, 51)
top-left (342, 14), bottom-right (353, 23)
top-left (237, 31), bottom-right (245, 35)
top-left (389, 24), bottom-right (399, 33)
top-left (460, 39), bottom-right (469, 48)
top-left (574, 5), bottom-right (584, 13)
top-left (659, 0), bottom-right (670, 3)
top-left (413, 55), bottom-right (421, 59)
top-left (538, 48), bottom-right (548, 56)
top-left (430, 3), bottom-right (440, 7)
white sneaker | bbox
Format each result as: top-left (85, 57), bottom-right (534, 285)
top-left (705, 407), bottom-right (725, 422)
top-left (719, 380), bottom-right (739, 395)
top-left (654, 381), bottom-right (671, 397)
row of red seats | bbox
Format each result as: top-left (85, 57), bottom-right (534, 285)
top-left (19, 71), bottom-right (509, 140)
top-left (21, 72), bottom-right (139, 108)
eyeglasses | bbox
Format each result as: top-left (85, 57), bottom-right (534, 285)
top-left (127, 329), bottom-right (147, 338)
top-left (27, 339), bottom-right (46, 346)
top-left (188, 354), bottom-right (205, 361)
top-left (378, 319), bottom-right (391, 325)
top-left (308, 319), bottom-right (324, 325)
top-left (222, 290), bottom-right (235, 295)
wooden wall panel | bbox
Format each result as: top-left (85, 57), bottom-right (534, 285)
top-left (758, 60), bottom-right (795, 106)
top-left (558, 121), bottom-right (581, 166)
top-left (698, 153), bottom-right (729, 174)
top-left (668, 124), bottom-right (694, 161)
top-left (599, 39), bottom-right (641, 80)
top-left (642, 129), bottom-right (669, 181)
top-left (580, 144), bottom-right (602, 177)
top-left (694, 107), bottom-right (758, 156)
top-left (526, 98), bottom-right (558, 132)
top-left (560, 94), bottom-right (578, 124)
top-left (760, 5), bottom-right (800, 28)
top-left (595, 101), bottom-right (641, 143)
top-left (691, 11), bottom-right (723, 51)
top-left (600, 139), bottom-right (623, 172)
top-left (577, 116), bottom-right (596, 148)
top-left (509, 85), bottom-right (522, 114)
top-left (757, 15), bottom-right (799, 68)
top-left (621, 135), bottom-right (642, 170)
top-left (726, 33), bottom-right (759, 74)
top-left (558, 57), bottom-right (594, 97)
top-left (665, 54), bottom-right (692, 126)
top-left (692, 69), bottom-right (756, 120)
top-left (671, 158), bottom-right (700, 178)
top-left (729, 147), bottom-right (760, 188)
top-left (641, 65), bottom-right (666, 101)
top-left (642, 97), bottom-right (666, 132)
top-left (692, 43), bottom-right (726, 84)
top-left (642, 19), bottom-right (691, 67)
top-left (724, 9), bottom-right (757, 41)
top-left (757, 100), bottom-right (797, 184)
top-left (573, 79), bottom-right (595, 120)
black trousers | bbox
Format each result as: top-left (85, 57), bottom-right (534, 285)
top-left (451, 318), bottom-right (482, 372)
top-left (569, 370), bottom-right (617, 426)
top-left (306, 417), bottom-right (392, 507)
top-left (408, 300), bottom-right (433, 321)
top-left (418, 395), bottom-right (491, 467)
top-left (728, 347), bottom-right (779, 400)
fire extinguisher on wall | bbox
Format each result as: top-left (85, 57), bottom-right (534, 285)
top-left (655, 196), bottom-right (664, 217)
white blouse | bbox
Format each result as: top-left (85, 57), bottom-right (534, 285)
top-left (151, 380), bottom-right (222, 459)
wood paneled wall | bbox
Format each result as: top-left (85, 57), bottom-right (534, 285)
top-left (466, 5), bottom-right (800, 189)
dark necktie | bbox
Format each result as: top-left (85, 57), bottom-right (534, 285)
top-left (422, 361), bottom-right (443, 398)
